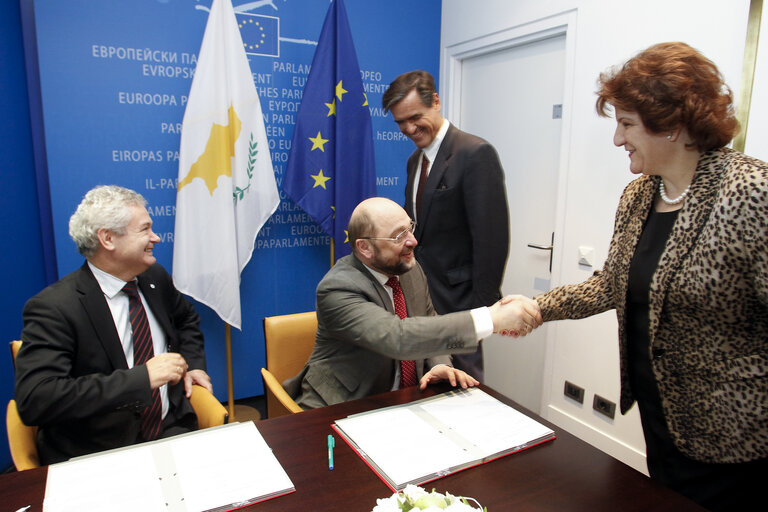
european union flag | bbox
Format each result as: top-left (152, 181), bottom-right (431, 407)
top-left (283, 0), bottom-right (376, 259)
top-left (236, 13), bottom-right (279, 58)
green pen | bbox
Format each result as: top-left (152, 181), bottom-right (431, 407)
top-left (327, 434), bottom-right (335, 470)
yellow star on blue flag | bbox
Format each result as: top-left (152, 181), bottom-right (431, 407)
top-left (325, 99), bottom-right (337, 117)
top-left (309, 131), bottom-right (329, 152)
top-left (311, 170), bottom-right (331, 189)
top-left (335, 80), bottom-right (347, 101)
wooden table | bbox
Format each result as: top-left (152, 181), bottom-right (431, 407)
top-left (0, 384), bottom-right (704, 511)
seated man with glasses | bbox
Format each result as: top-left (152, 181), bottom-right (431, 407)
top-left (283, 197), bottom-right (541, 409)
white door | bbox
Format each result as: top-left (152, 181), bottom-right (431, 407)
top-left (459, 34), bottom-right (566, 413)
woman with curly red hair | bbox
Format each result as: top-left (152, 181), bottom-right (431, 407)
top-left (535, 42), bottom-right (767, 510)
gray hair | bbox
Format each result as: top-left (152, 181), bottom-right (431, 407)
top-left (347, 205), bottom-right (375, 254)
top-left (68, 185), bottom-right (147, 258)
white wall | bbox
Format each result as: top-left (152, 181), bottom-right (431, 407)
top-left (745, 2), bottom-right (768, 161)
top-left (440, 0), bottom-right (760, 474)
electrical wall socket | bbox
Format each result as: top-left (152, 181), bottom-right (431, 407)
top-left (592, 394), bottom-right (616, 420)
top-left (564, 381), bottom-right (584, 404)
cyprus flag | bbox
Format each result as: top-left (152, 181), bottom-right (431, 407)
top-left (173, 0), bottom-right (278, 329)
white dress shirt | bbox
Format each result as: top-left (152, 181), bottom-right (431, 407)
top-left (88, 262), bottom-right (170, 418)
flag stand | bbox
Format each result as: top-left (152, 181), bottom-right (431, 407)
top-left (225, 323), bottom-right (261, 421)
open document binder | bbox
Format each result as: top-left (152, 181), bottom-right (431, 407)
top-left (332, 387), bottom-right (556, 491)
top-left (43, 422), bottom-right (294, 512)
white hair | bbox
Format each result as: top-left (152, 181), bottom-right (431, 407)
top-left (68, 185), bottom-right (147, 258)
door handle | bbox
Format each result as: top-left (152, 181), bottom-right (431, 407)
top-left (527, 232), bottom-right (554, 272)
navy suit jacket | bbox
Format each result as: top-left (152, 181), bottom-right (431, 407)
top-left (15, 262), bottom-right (206, 464)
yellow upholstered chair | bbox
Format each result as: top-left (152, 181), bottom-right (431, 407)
top-left (10, 339), bottom-right (21, 364)
top-left (189, 384), bottom-right (228, 429)
top-left (6, 399), bottom-right (39, 470)
top-left (6, 340), bottom-right (227, 470)
top-left (261, 311), bottom-right (317, 418)
top-left (8, 340), bottom-right (39, 470)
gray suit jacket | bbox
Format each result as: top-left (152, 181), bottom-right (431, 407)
top-left (284, 254), bottom-right (478, 408)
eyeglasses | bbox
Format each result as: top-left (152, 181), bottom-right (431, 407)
top-left (359, 220), bottom-right (416, 245)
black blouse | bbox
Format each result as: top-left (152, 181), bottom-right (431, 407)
top-left (624, 207), bottom-right (768, 510)
top-left (626, 208), bottom-right (678, 400)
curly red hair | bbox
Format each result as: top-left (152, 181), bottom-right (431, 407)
top-left (596, 42), bottom-right (739, 151)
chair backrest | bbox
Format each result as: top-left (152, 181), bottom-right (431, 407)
top-left (7, 340), bottom-right (41, 470)
top-left (262, 311), bottom-right (317, 418)
top-left (263, 311), bottom-right (317, 383)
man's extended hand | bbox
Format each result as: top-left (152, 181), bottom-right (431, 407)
top-left (145, 352), bottom-right (188, 389)
top-left (488, 295), bottom-right (543, 337)
top-left (183, 369), bottom-right (214, 398)
top-left (418, 364), bottom-right (480, 390)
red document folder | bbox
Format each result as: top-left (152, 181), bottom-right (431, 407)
top-left (331, 388), bottom-right (556, 491)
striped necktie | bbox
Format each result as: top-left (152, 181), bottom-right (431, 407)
top-left (385, 277), bottom-right (417, 388)
top-left (123, 281), bottom-right (162, 441)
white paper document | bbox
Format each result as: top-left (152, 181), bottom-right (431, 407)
top-left (43, 422), bottom-right (294, 512)
top-left (171, 422), bottom-right (293, 511)
top-left (332, 388), bottom-right (555, 491)
top-left (44, 447), bottom-right (166, 512)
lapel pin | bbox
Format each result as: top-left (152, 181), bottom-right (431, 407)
top-left (150, 284), bottom-right (156, 289)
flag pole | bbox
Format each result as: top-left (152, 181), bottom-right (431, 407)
top-left (223, 322), bottom-right (261, 421)
top-left (225, 323), bottom-right (235, 419)
top-left (330, 239), bottom-right (335, 268)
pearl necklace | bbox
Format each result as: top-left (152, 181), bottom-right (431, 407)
top-left (658, 180), bottom-right (690, 205)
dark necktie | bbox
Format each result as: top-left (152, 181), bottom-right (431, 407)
top-left (385, 277), bottom-right (417, 388)
top-left (123, 281), bottom-right (162, 441)
top-left (415, 153), bottom-right (429, 222)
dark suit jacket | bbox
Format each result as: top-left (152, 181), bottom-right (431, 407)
top-left (14, 262), bottom-right (206, 464)
top-left (405, 123), bottom-right (509, 314)
top-left (284, 254), bottom-right (479, 408)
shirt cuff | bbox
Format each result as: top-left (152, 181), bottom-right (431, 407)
top-left (470, 307), bottom-right (494, 340)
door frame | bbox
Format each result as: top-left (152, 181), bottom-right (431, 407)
top-left (439, 10), bottom-right (578, 414)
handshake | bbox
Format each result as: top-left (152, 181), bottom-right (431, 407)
top-left (488, 295), bottom-right (542, 337)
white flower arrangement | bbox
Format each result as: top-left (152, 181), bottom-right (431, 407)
top-left (371, 484), bottom-right (486, 512)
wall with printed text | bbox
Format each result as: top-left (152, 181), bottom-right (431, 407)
top-left (20, 0), bottom-right (442, 402)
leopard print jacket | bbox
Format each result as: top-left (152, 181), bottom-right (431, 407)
top-left (536, 148), bottom-right (767, 464)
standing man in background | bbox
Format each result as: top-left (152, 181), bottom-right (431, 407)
top-left (382, 70), bottom-right (510, 380)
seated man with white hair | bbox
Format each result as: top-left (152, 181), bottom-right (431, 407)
top-left (15, 185), bottom-right (212, 464)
